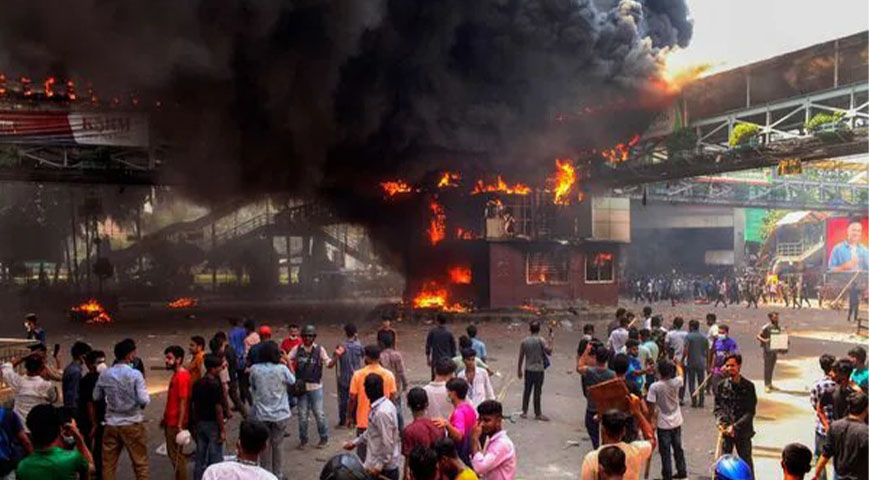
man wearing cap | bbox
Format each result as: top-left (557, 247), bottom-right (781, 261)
top-left (288, 325), bottom-right (336, 449)
top-left (248, 326), bottom-right (279, 366)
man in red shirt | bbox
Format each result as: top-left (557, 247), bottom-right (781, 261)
top-left (402, 387), bottom-right (444, 480)
top-left (163, 345), bottom-right (191, 480)
top-left (280, 324), bottom-right (302, 355)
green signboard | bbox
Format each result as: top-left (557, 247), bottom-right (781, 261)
top-left (744, 208), bottom-right (766, 243)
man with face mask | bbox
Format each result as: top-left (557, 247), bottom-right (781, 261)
top-left (708, 325), bottom-right (739, 393)
top-left (162, 345), bottom-right (191, 480)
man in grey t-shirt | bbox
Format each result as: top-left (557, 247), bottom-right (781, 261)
top-left (518, 321), bottom-right (553, 421)
top-left (647, 359), bottom-right (686, 480)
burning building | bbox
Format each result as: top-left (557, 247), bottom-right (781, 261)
top-left (389, 163), bottom-right (630, 311)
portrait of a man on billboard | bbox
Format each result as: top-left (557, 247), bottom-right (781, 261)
top-left (828, 217), bottom-right (869, 272)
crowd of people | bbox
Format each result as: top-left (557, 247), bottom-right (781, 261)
top-left (626, 273), bottom-right (824, 310)
top-left (0, 309), bottom-right (865, 480)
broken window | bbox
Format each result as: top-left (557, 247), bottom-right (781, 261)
top-left (585, 252), bottom-right (614, 283)
top-left (526, 251), bottom-right (569, 284)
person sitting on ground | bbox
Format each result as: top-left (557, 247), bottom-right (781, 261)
top-left (598, 445), bottom-right (627, 480)
top-left (202, 419), bottom-right (277, 480)
top-left (434, 437), bottom-right (478, 480)
top-left (580, 404), bottom-right (656, 480)
top-left (780, 442), bottom-right (813, 480)
top-left (16, 404), bottom-right (94, 480)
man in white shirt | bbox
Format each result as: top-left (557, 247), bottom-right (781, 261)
top-left (646, 359), bottom-right (687, 480)
top-left (580, 398), bottom-right (656, 480)
top-left (344, 374), bottom-right (401, 479)
top-left (0, 354), bottom-right (58, 427)
top-left (202, 419), bottom-right (277, 480)
top-left (607, 317), bottom-right (631, 353)
top-left (457, 349), bottom-right (494, 407)
top-left (423, 358), bottom-right (456, 420)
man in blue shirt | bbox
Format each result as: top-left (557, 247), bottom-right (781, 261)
top-left (829, 219), bottom-right (869, 272)
top-left (94, 338), bottom-right (150, 480)
top-left (334, 323), bottom-right (365, 428)
top-left (62, 342), bottom-right (92, 410)
top-left (466, 325), bottom-right (487, 363)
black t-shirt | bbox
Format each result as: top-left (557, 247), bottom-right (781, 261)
top-left (425, 326), bottom-right (456, 363)
top-left (821, 385), bottom-right (857, 422)
top-left (76, 371), bottom-right (104, 437)
top-left (192, 376), bottom-right (223, 423)
top-left (823, 417), bottom-right (868, 480)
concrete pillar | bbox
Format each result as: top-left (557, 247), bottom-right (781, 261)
top-left (733, 208), bottom-right (746, 270)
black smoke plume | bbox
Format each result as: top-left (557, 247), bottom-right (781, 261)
top-left (0, 0), bottom-right (692, 267)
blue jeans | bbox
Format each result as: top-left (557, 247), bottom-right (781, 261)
top-left (298, 387), bottom-right (328, 442)
top-left (658, 426), bottom-right (687, 480)
top-left (337, 383), bottom-right (350, 425)
top-left (585, 409), bottom-right (601, 449)
top-left (814, 431), bottom-right (831, 480)
top-left (194, 421), bottom-right (223, 480)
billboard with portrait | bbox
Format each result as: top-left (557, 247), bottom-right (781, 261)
top-left (827, 216), bottom-right (869, 272)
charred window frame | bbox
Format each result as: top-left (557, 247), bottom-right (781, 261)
top-left (585, 252), bottom-right (614, 284)
top-left (526, 251), bottom-right (569, 285)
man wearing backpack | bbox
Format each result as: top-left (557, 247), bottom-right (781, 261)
top-left (288, 325), bottom-right (336, 449)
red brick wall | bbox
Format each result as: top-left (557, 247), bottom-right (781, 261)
top-left (487, 243), bottom-right (618, 308)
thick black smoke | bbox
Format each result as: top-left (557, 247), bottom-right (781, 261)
top-left (0, 0), bottom-right (691, 265)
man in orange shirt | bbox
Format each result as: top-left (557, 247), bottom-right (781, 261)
top-left (188, 336), bottom-right (206, 382)
top-left (162, 345), bottom-right (191, 480)
top-left (348, 345), bottom-right (396, 462)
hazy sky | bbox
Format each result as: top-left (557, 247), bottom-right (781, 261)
top-left (667, 0), bottom-right (869, 73)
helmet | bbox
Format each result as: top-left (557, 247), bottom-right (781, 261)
top-left (320, 453), bottom-right (368, 480)
top-left (714, 454), bottom-right (753, 480)
top-left (302, 325), bottom-right (317, 337)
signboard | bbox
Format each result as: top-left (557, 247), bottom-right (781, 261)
top-left (0, 111), bottom-right (148, 147)
top-left (642, 102), bottom-right (685, 139)
top-left (827, 216), bottom-right (869, 272)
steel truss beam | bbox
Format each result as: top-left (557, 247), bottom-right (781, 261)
top-left (0, 145), bottom-right (158, 184)
top-left (615, 175), bottom-right (869, 212)
top-left (596, 82), bottom-right (869, 187)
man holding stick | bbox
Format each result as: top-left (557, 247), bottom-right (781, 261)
top-left (714, 353), bottom-right (757, 477)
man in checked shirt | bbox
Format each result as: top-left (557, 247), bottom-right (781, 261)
top-left (810, 354), bottom-right (837, 480)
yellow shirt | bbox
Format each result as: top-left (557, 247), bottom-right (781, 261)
top-left (456, 468), bottom-right (479, 480)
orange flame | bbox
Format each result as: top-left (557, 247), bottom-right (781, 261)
top-left (591, 253), bottom-right (613, 266)
top-left (381, 180), bottom-right (413, 197)
top-left (412, 281), bottom-right (467, 312)
top-left (427, 199), bottom-right (446, 245)
top-left (71, 299), bottom-right (112, 324)
top-left (653, 62), bottom-right (714, 95)
top-left (456, 228), bottom-right (477, 240)
top-left (550, 159), bottom-right (576, 205)
top-left (168, 297), bottom-right (198, 308)
top-left (44, 77), bottom-right (56, 98)
top-left (437, 172), bottom-right (460, 188)
top-left (448, 265), bottom-right (472, 284)
top-left (601, 135), bottom-right (641, 164)
top-left (471, 176), bottom-right (531, 196)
